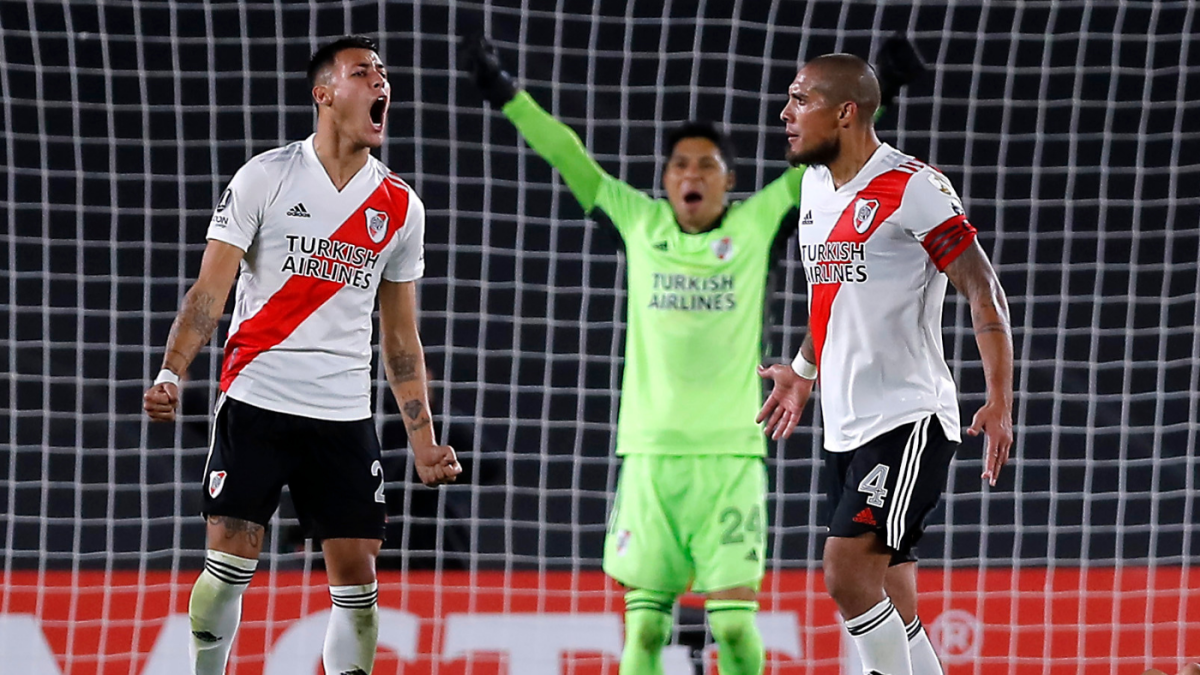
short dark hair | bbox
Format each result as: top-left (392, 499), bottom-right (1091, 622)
top-left (665, 121), bottom-right (738, 172)
top-left (307, 35), bottom-right (379, 86)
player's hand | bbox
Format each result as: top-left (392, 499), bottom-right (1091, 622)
top-left (967, 398), bottom-right (1012, 486)
top-left (143, 382), bottom-right (180, 422)
top-left (755, 364), bottom-right (815, 440)
top-left (412, 444), bottom-right (462, 487)
top-left (461, 34), bottom-right (519, 107)
top-left (875, 34), bottom-right (927, 109)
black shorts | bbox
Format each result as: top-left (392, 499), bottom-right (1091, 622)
top-left (823, 415), bottom-right (958, 565)
top-left (202, 395), bottom-right (387, 540)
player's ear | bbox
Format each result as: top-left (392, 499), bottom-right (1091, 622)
top-left (725, 170), bottom-right (736, 191)
top-left (312, 82), bottom-right (332, 108)
top-left (838, 101), bottom-right (856, 127)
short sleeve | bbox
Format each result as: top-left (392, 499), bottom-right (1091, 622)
top-left (903, 168), bottom-right (977, 271)
top-left (593, 173), bottom-right (658, 238)
top-left (382, 192), bottom-right (426, 283)
top-left (206, 161), bottom-right (269, 251)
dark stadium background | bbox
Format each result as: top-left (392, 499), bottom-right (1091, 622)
top-left (3, 1), bottom-right (1197, 571)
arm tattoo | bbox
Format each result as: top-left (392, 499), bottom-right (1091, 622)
top-left (401, 399), bottom-right (432, 433)
top-left (164, 290), bottom-right (220, 372)
top-left (208, 515), bottom-right (263, 548)
top-left (387, 353), bottom-right (421, 383)
top-left (976, 321), bottom-right (1010, 336)
top-left (182, 291), bottom-right (220, 340)
top-left (799, 332), bottom-right (816, 363)
top-left (402, 399), bottom-right (424, 421)
top-left (946, 245), bottom-right (1011, 330)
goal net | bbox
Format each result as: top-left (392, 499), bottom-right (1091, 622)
top-left (2, 1), bottom-right (1197, 674)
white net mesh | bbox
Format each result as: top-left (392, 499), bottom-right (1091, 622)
top-left (2, 1), bottom-right (1198, 673)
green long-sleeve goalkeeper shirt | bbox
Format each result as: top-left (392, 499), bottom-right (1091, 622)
top-left (503, 91), bottom-right (804, 456)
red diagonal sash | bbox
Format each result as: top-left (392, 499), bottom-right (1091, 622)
top-left (219, 180), bottom-right (410, 391)
top-left (809, 169), bottom-right (916, 370)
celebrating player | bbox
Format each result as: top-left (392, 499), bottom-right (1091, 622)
top-left (464, 36), bottom-right (921, 675)
top-left (758, 53), bottom-right (1013, 675)
top-left (142, 35), bottom-right (460, 675)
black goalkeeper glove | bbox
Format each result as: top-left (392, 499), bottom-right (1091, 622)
top-left (875, 34), bottom-right (927, 109)
top-left (462, 34), bottom-right (520, 108)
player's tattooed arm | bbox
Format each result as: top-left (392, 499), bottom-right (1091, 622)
top-left (384, 347), bottom-right (434, 439)
top-left (799, 332), bottom-right (816, 364)
top-left (387, 353), bottom-right (421, 383)
top-left (945, 243), bottom-right (1011, 336)
top-left (944, 241), bottom-right (1014, 485)
top-left (382, 336), bottom-right (432, 435)
top-left (163, 290), bottom-right (219, 372)
top-left (145, 239), bottom-right (243, 422)
top-left (401, 398), bottom-right (431, 434)
top-left (945, 242), bottom-right (1013, 343)
top-left (160, 240), bottom-right (244, 376)
top-left (379, 280), bottom-right (436, 445)
top-left (379, 279), bottom-right (461, 486)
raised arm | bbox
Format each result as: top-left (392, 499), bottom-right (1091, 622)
top-left (464, 36), bottom-right (608, 212)
top-left (738, 166), bottom-right (805, 234)
top-left (378, 279), bottom-right (461, 487)
top-left (944, 241), bottom-right (1014, 485)
top-left (143, 240), bottom-right (244, 422)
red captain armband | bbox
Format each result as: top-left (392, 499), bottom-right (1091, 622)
top-left (921, 215), bottom-right (977, 271)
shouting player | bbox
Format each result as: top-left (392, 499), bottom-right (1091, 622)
top-left (758, 54), bottom-right (1013, 675)
top-left (142, 36), bottom-right (460, 675)
top-left (464, 36), bottom-right (921, 675)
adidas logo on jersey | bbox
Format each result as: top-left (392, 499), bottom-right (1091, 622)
top-left (652, 241), bottom-right (669, 251)
top-left (800, 210), bottom-right (814, 226)
top-left (853, 507), bottom-right (877, 526)
top-left (286, 203), bottom-right (311, 218)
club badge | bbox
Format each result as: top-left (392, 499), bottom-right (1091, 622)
top-left (711, 236), bottom-right (734, 260)
top-left (208, 470), bottom-right (227, 498)
top-left (365, 208), bottom-right (389, 244)
top-left (616, 529), bottom-right (632, 556)
top-left (853, 198), bottom-right (880, 234)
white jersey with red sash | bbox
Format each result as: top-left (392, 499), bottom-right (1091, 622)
top-left (798, 143), bottom-right (976, 452)
top-left (205, 135), bottom-right (425, 420)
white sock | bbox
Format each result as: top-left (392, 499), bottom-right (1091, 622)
top-left (324, 582), bottom-right (380, 675)
top-left (188, 550), bottom-right (257, 675)
top-left (905, 616), bottom-right (943, 675)
top-left (844, 598), bottom-right (912, 675)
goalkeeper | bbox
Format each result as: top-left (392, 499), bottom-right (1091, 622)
top-left (463, 36), bottom-right (921, 675)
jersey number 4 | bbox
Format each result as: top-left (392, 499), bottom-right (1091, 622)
top-left (858, 464), bottom-right (890, 508)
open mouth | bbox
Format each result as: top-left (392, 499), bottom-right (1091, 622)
top-left (369, 96), bottom-right (387, 129)
top-left (684, 191), bottom-right (704, 205)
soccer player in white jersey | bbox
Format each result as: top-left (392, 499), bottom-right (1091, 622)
top-left (757, 54), bottom-right (1014, 675)
top-left (142, 36), bottom-right (460, 675)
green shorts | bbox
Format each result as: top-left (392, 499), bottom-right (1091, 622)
top-left (602, 454), bottom-right (767, 595)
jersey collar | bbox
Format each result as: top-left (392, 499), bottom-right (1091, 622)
top-left (302, 134), bottom-right (375, 194)
top-left (826, 142), bottom-right (893, 194)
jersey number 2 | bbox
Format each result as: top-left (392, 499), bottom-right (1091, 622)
top-left (371, 460), bottom-right (385, 504)
top-left (857, 464), bottom-right (890, 507)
